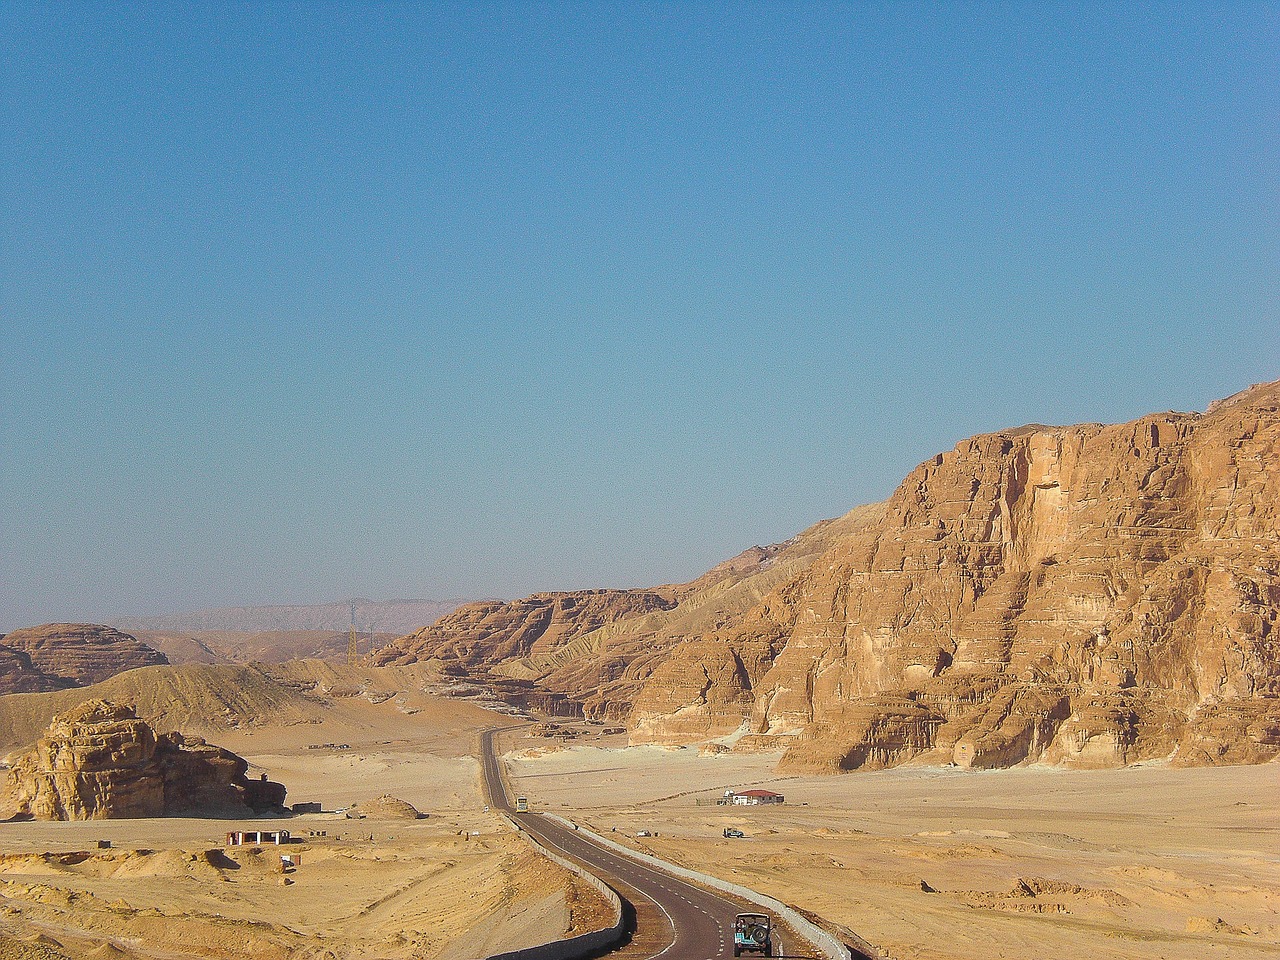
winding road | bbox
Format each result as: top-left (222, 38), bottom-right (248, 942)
top-left (479, 727), bottom-right (799, 960)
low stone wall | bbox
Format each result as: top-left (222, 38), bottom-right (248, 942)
top-left (480, 814), bottom-right (625, 960)
top-left (546, 814), bottom-right (856, 960)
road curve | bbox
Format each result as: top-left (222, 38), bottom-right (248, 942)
top-left (479, 728), bottom-right (785, 960)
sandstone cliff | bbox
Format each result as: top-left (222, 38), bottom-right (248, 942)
top-left (373, 589), bottom-right (682, 717)
top-left (0, 700), bottom-right (284, 820)
top-left (377, 590), bottom-right (677, 670)
top-left (636, 379), bottom-right (1280, 771)
top-left (0, 624), bottom-right (168, 692)
top-left (373, 380), bottom-right (1279, 773)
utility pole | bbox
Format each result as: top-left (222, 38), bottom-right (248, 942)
top-left (347, 601), bottom-right (359, 666)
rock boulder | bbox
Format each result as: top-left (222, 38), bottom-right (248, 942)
top-left (0, 700), bottom-right (284, 819)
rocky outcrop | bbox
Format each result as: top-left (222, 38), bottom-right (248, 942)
top-left (643, 379), bottom-right (1280, 771)
top-left (373, 590), bottom-right (680, 719)
top-left (0, 624), bottom-right (167, 690)
top-left (371, 380), bottom-right (1278, 773)
top-left (628, 638), bottom-right (755, 743)
top-left (350, 795), bottom-right (423, 819)
top-left (0, 700), bottom-right (285, 819)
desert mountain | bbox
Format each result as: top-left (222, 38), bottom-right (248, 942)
top-left (0, 659), bottom-right (501, 755)
top-left (112, 598), bottom-right (470, 635)
top-left (374, 504), bottom-right (885, 719)
top-left (377, 380), bottom-right (1280, 772)
top-left (0, 624), bottom-right (168, 695)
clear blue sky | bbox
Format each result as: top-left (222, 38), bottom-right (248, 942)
top-left (2, 3), bottom-right (1276, 629)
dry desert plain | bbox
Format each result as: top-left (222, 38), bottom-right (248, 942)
top-left (507, 732), bottom-right (1280, 960)
top-left (0, 696), bottom-right (610, 960)
top-left (0, 698), bottom-right (1276, 960)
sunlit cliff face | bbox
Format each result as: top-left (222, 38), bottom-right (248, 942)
top-left (635, 382), bottom-right (1280, 773)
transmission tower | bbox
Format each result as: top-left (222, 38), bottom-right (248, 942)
top-left (347, 601), bottom-right (360, 666)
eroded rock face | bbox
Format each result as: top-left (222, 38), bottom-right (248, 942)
top-left (0, 646), bottom-right (69, 696)
top-left (373, 509), bottom-right (885, 724)
top-left (0, 624), bottom-right (168, 690)
top-left (628, 638), bottom-right (756, 743)
top-left (639, 380), bottom-right (1280, 771)
top-left (375, 381), bottom-right (1278, 773)
top-left (1, 700), bottom-right (284, 819)
top-left (375, 588), bottom-right (718, 720)
top-left (374, 591), bottom-right (677, 671)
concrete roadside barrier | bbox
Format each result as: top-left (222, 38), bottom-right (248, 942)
top-left (546, 814), bottom-right (854, 960)
top-left (480, 813), bottom-right (625, 960)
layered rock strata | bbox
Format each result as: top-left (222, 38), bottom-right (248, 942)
top-left (375, 590), bottom-right (679, 669)
top-left (0, 646), bottom-right (69, 696)
top-left (1, 700), bottom-right (284, 819)
top-left (373, 506), bottom-right (884, 723)
top-left (374, 590), bottom-right (678, 717)
top-left (377, 380), bottom-right (1279, 773)
top-left (638, 380), bottom-right (1280, 771)
top-left (0, 624), bottom-right (167, 692)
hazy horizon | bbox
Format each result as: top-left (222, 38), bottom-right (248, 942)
top-left (3, 5), bottom-right (1276, 630)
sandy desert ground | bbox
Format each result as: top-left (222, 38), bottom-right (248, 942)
top-left (0, 700), bottom-right (608, 960)
top-left (1, 698), bottom-right (1276, 960)
top-left (505, 735), bottom-right (1280, 960)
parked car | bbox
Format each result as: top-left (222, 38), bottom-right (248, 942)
top-left (723, 827), bottom-right (745, 838)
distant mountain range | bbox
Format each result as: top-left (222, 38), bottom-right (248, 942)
top-left (112, 598), bottom-right (470, 636)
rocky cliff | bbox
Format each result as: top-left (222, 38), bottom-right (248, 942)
top-left (0, 624), bottom-right (168, 693)
top-left (0, 700), bottom-right (284, 820)
top-left (377, 590), bottom-right (678, 670)
top-left (373, 589), bottom-right (681, 716)
top-left (375, 380), bottom-right (1279, 773)
top-left (635, 379), bottom-right (1280, 771)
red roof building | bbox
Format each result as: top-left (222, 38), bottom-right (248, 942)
top-left (729, 789), bottom-right (784, 805)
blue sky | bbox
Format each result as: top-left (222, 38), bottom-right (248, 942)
top-left (2, 3), bottom-right (1276, 628)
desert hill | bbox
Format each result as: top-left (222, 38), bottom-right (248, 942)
top-left (0, 659), bottom-right (501, 755)
top-left (0, 625), bottom-right (168, 696)
top-left (377, 380), bottom-right (1280, 772)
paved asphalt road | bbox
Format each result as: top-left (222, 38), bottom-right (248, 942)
top-left (479, 727), bottom-right (794, 960)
